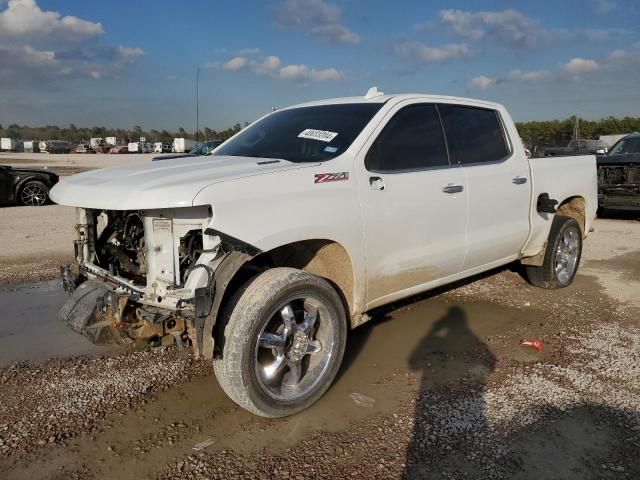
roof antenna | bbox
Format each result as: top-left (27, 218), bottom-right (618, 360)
top-left (365, 86), bottom-right (384, 99)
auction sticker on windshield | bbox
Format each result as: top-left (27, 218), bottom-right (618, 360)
top-left (298, 129), bottom-right (338, 143)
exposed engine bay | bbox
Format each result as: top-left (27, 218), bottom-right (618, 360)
top-left (598, 164), bottom-right (640, 210)
top-left (93, 210), bottom-right (205, 286)
top-left (60, 206), bottom-right (221, 353)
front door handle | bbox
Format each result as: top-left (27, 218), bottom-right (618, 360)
top-left (512, 176), bottom-right (528, 185)
top-left (369, 176), bottom-right (385, 191)
top-left (442, 184), bottom-right (464, 194)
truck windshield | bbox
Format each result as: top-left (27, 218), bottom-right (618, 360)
top-left (213, 103), bottom-right (383, 163)
top-left (609, 137), bottom-right (640, 155)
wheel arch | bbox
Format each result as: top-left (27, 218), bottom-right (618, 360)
top-left (556, 195), bottom-right (586, 236)
top-left (209, 239), bottom-right (358, 359)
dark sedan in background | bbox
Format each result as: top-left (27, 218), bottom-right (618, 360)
top-left (0, 165), bottom-right (59, 206)
top-left (597, 133), bottom-right (640, 211)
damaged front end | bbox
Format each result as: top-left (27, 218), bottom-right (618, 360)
top-left (59, 206), bottom-right (231, 356)
top-left (598, 163), bottom-right (640, 210)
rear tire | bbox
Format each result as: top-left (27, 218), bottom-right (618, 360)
top-left (525, 215), bottom-right (582, 289)
top-left (213, 267), bottom-right (347, 417)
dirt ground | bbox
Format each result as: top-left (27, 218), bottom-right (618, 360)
top-left (0, 215), bottom-right (638, 479)
top-left (0, 205), bottom-right (75, 285)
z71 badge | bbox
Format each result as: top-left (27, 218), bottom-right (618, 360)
top-left (314, 172), bottom-right (349, 183)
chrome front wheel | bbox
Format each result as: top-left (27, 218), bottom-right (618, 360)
top-left (255, 296), bottom-right (335, 402)
top-left (214, 268), bottom-right (347, 417)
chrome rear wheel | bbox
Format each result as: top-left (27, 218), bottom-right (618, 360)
top-left (554, 227), bottom-right (580, 285)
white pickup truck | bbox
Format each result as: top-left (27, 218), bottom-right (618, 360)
top-left (51, 89), bottom-right (597, 417)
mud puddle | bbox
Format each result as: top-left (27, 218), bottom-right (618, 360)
top-left (0, 280), bottom-right (104, 367)
top-left (5, 296), bottom-right (545, 480)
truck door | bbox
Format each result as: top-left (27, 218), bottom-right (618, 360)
top-left (438, 104), bottom-right (530, 271)
top-left (356, 101), bottom-right (468, 308)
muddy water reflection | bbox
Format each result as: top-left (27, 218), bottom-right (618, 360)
top-left (0, 281), bottom-right (104, 366)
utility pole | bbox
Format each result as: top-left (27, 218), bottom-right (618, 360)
top-left (196, 67), bottom-right (200, 144)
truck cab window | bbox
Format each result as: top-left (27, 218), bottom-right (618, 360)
top-left (438, 105), bottom-right (510, 165)
top-left (365, 104), bottom-right (449, 172)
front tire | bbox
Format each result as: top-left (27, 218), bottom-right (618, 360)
top-left (213, 267), bottom-right (347, 417)
top-left (525, 215), bottom-right (582, 289)
top-left (18, 180), bottom-right (50, 206)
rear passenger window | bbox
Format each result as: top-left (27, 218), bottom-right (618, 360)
top-left (438, 105), bottom-right (510, 165)
top-left (366, 104), bottom-right (449, 172)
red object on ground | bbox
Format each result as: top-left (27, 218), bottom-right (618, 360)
top-left (520, 339), bottom-right (543, 351)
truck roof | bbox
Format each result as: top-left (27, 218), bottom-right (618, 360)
top-left (286, 92), bottom-right (505, 111)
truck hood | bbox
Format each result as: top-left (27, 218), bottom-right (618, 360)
top-left (50, 155), bottom-right (315, 210)
top-left (597, 152), bottom-right (640, 165)
top-left (3, 165), bottom-right (57, 177)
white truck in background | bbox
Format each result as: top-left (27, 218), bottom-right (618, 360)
top-left (1, 138), bottom-right (19, 151)
top-left (51, 90), bottom-right (597, 418)
top-left (173, 138), bottom-right (197, 153)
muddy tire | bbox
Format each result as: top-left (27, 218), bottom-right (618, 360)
top-left (18, 180), bottom-right (50, 207)
top-left (525, 215), bottom-right (582, 289)
top-left (213, 267), bottom-right (347, 417)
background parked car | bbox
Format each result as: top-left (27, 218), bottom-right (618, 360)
top-left (40, 140), bottom-right (72, 154)
top-left (540, 139), bottom-right (609, 157)
top-left (109, 145), bottom-right (129, 154)
top-left (0, 165), bottom-right (59, 206)
top-left (153, 139), bottom-right (223, 161)
top-left (75, 143), bottom-right (94, 154)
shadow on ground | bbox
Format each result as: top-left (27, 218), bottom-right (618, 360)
top-left (400, 306), bottom-right (638, 479)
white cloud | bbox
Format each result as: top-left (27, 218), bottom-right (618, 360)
top-left (237, 47), bottom-right (260, 55)
top-left (0, 0), bottom-right (103, 41)
top-left (223, 56), bottom-right (249, 71)
top-left (272, 0), bottom-right (360, 44)
top-left (593, 0), bottom-right (617, 14)
top-left (607, 49), bottom-right (627, 60)
top-left (392, 41), bottom-right (470, 63)
top-left (508, 69), bottom-right (551, 81)
top-left (272, 0), bottom-right (340, 28)
top-left (278, 64), bottom-right (342, 81)
top-left (308, 67), bottom-right (341, 81)
top-left (116, 45), bottom-right (145, 62)
top-left (0, 0), bottom-right (143, 88)
top-left (310, 24), bottom-right (360, 44)
top-left (469, 75), bottom-right (497, 89)
top-left (253, 55), bottom-right (281, 75)
top-left (213, 52), bottom-right (343, 83)
top-left (563, 58), bottom-right (599, 75)
top-left (437, 8), bottom-right (622, 50)
top-left (439, 9), bottom-right (542, 49)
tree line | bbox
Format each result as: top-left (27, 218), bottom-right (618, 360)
top-left (0, 123), bottom-right (249, 145)
top-left (1, 116), bottom-right (639, 148)
top-left (515, 116), bottom-right (640, 148)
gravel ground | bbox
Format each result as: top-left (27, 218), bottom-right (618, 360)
top-left (0, 349), bottom-right (211, 461)
top-left (0, 218), bottom-right (638, 479)
top-left (156, 271), bottom-right (640, 480)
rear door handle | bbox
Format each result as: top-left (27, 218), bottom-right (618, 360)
top-left (512, 176), bottom-right (528, 185)
top-left (442, 184), bottom-right (464, 194)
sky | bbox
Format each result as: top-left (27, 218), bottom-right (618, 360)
top-left (1, 0), bottom-right (639, 131)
